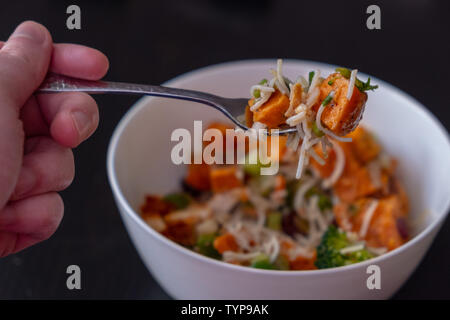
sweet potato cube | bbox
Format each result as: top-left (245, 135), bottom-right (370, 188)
top-left (314, 73), bottom-right (367, 136)
top-left (185, 162), bottom-right (211, 191)
top-left (213, 233), bottom-right (238, 253)
top-left (253, 90), bottom-right (290, 128)
top-left (348, 127), bottom-right (381, 163)
top-left (310, 143), bottom-right (337, 178)
top-left (289, 251), bottom-right (317, 270)
top-left (209, 166), bottom-right (242, 193)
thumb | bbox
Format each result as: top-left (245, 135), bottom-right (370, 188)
top-left (0, 21), bottom-right (52, 208)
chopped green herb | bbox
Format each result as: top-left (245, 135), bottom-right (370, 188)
top-left (283, 76), bottom-right (293, 87)
top-left (308, 71), bottom-right (315, 85)
top-left (356, 77), bottom-right (378, 92)
top-left (328, 79), bottom-right (334, 85)
top-left (312, 122), bottom-right (325, 137)
top-left (322, 93), bottom-right (334, 106)
top-left (335, 67), bottom-right (379, 92)
top-left (163, 193), bottom-right (191, 209)
top-left (253, 79), bottom-right (269, 99)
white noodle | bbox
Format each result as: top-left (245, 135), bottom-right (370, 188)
top-left (293, 177), bottom-right (317, 212)
top-left (308, 69), bottom-right (321, 94)
top-left (276, 59), bottom-right (290, 95)
top-left (347, 69), bottom-right (357, 100)
top-left (306, 87), bottom-right (320, 107)
top-left (250, 90), bottom-right (273, 111)
top-left (250, 85), bottom-right (275, 97)
top-left (340, 243), bottom-right (365, 254)
top-left (322, 140), bottom-right (345, 188)
top-left (286, 111), bottom-right (306, 126)
top-left (359, 200), bottom-right (379, 238)
top-left (309, 147), bottom-right (325, 165)
top-left (269, 235), bottom-right (280, 263)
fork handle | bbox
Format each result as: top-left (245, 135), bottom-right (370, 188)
top-left (37, 73), bottom-right (224, 108)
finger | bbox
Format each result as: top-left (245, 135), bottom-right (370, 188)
top-left (0, 21), bottom-right (52, 107)
top-left (0, 21), bottom-right (52, 209)
top-left (0, 41), bottom-right (109, 80)
top-left (0, 192), bottom-right (63, 257)
top-left (36, 92), bottom-right (99, 147)
top-left (21, 92), bottom-right (99, 146)
top-left (51, 43), bottom-right (109, 80)
top-left (10, 136), bottom-right (74, 201)
top-left (20, 96), bottom-right (50, 137)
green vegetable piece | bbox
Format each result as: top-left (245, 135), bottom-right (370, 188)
top-left (196, 233), bottom-right (221, 259)
top-left (312, 122), bottom-right (325, 137)
top-left (308, 71), bottom-right (315, 84)
top-left (274, 255), bottom-right (290, 270)
top-left (318, 194), bottom-right (332, 211)
top-left (243, 153), bottom-right (270, 177)
top-left (356, 77), bottom-right (378, 92)
top-left (315, 225), bottom-right (373, 269)
top-left (251, 253), bottom-right (275, 270)
top-left (335, 67), bottom-right (378, 92)
top-left (322, 93), bottom-right (333, 106)
top-left (253, 79), bottom-right (269, 99)
top-left (266, 211), bottom-right (282, 231)
top-left (305, 186), bottom-right (319, 198)
top-left (305, 187), bottom-right (331, 211)
top-left (163, 193), bottom-right (191, 209)
top-left (335, 67), bottom-right (351, 79)
top-left (283, 76), bottom-right (293, 87)
top-left (328, 79), bottom-right (334, 85)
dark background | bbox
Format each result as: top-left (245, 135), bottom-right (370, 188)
top-left (0, 0), bottom-right (448, 299)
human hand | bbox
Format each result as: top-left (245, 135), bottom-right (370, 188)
top-left (0, 21), bottom-right (109, 257)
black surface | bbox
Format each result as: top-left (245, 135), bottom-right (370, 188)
top-left (0, 0), bottom-right (449, 299)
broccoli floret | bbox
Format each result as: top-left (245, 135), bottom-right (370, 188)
top-left (315, 225), bottom-right (373, 269)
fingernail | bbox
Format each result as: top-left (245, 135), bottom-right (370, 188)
top-left (10, 21), bottom-right (47, 44)
top-left (13, 168), bottom-right (37, 199)
top-left (71, 111), bottom-right (91, 138)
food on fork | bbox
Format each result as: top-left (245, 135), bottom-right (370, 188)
top-left (243, 59), bottom-right (378, 179)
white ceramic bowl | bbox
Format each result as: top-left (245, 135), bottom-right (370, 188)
top-left (107, 60), bottom-right (450, 299)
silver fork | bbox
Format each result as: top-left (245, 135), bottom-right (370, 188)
top-left (37, 73), bottom-right (296, 135)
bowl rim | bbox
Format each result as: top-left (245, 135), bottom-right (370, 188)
top-left (107, 58), bottom-right (450, 276)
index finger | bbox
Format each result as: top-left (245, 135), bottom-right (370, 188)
top-left (0, 41), bottom-right (109, 80)
top-left (51, 43), bottom-right (109, 80)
